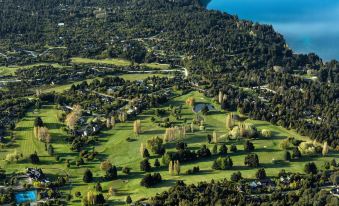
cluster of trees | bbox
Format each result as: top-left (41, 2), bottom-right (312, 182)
top-left (140, 173), bottom-right (162, 188)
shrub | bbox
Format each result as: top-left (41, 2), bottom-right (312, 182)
top-left (261, 129), bottom-right (272, 138)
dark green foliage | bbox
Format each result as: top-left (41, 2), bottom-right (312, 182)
top-left (143, 148), bottom-right (150, 158)
top-left (83, 169), bottom-right (93, 183)
top-left (140, 173), bottom-right (162, 187)
top-left (126, 195), bottom-right (132, 204)
top-left (34, 117), bottom-right (44, 127)
top-left (212, 144), bottom-right (218, 155)
top-left (197, 145), bottom-right (211, 158)
top-left (212, 156), bottom-right (233, 170)
top-left (154, 159), bottom-right (160, 167)
top-left (230, 171), bottom-right (242, 182)
top-left (105, 166), bottom-right (118, 180)
top-left (29, 152), bottom-right (40, 164)
top-left (230, 144), bottom-right (237, 153)
top-left (256, 168), bottom-right (267, 180)
top-left (140, 159), bottom-right (151, 172)
top-left (284, 151), bottom-right (291, 161)
top-left (219, 144), bottom-right (228, 155)
top-left (244, 140), bottom-right (255, 152)
top-left (292, 147), bottom-right (302, 159)
top-left (95, 182), bottom-right (102, 192)
top-left (304, 162), bottom-right (318, 174)
top-left (244, 154), bottom-right (259, 167)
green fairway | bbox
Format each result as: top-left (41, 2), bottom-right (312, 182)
top-left (71, 57), bottom-right (170, 70)
top-left (71, 57), bottom-right (132, 67)
top-left (1, 91), bottom-right (338, 205)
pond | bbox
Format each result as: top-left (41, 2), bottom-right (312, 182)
top-left (15, 190), bottom-right (37, 204)
top-left (193, 103), bottom-right (215, 113)
top-left (204, 0), bottom-right (339, 61)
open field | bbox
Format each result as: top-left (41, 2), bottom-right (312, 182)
top-left (1, 91), bottom-right (338, 205)
top-left (0, 63), bottom-right (65, 76)
top-left (71, 57), bottom-right (170, 70)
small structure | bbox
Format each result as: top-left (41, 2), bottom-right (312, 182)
top-left (26, 168), bottom-right (48, 183)
top-left (330, 188), bottom-right (339, 197)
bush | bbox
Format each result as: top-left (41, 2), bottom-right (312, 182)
top-left (304, 162), bottom-right (318, 174)
top-left (231, 171), bottom-right (242, 182)
top-left (261, 129), bottom-right (272, 138)
top-left (256, 168), bottom-right (267, 180)
top-left (244, 154), bottom-right (259, 167)
top-left (212, 156), bottom-right (233, 170)
top-left (83, 169), bottom-right (93, 183)
top-left (140, 173), bottom-right (162, 187)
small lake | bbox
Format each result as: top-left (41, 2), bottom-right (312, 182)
top-left (193, 103), bottom-right (215, 113)
top-left (204, 0), bottom-right (339, 61)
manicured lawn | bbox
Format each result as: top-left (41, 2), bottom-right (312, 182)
top-left (71, 57), bottom-right (170, 70)
top-left (71, 57), bottom-right (132, 67)
top-left (1, 91), bottom-right (338, 205)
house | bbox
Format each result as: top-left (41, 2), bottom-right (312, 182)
top-left (330, 188), bottom-right (339, 197)
top-left (26, 168), bottom-right (48, 183)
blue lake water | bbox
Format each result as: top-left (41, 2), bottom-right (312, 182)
top-left (205, 0), bottom-right (339, 61)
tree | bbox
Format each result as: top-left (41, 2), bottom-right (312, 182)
top-left (83, 169), bottom-right (93, 183)
top-left (304, 162), bottom-right (318, 174)
top-left (133, 120), bottom-right (141, 135)
top-left (219, 144), bottom-right (228, 156)
top-left (105, 166), bottom-right (118, 180)
top-left (47, 144), bottom-right (54, 156)
top-left (322, 142), bottom-right (329, 156)
top-left (231, 171), bottom-right (242, 182)
top-left (207, 134), bottom-right (212, 144)
top-left (143, 148), bottom-right (150, 158)
top-left (140, 173), bottom-right (162, 187)
top-left (244, 154), bottom-right (259, 167)
top-left (185, 97), bottom-right (195, 107)
top-left (256, 168), bottom-right (267, 180)
top-left (292, 147), bottom-right (302, 159)
top-left (34, 117), bottom-right (44, 127)
top-left (140, 159), bottom-right (151, 172)
top-left (154, 159), bottom-right (160, 167)
top-left (230, 144), bottom-right (237, 153)
top-left (225, 113), bottom-right (234, 129)
top-left (212, 156), bottom-right (233, 170)
top-left (174, 160), bottom-right (180, 175)
top-left (139, 143), bottom-right (145, 157)
top-left (330, 172), bottom-right (339, 186)
top-left (65, 105), bottom-right (82, 130)
top-left (95, 182), bottom-right (102, 192)
top-left (100, 160), bottom-right (112, 171)
top-left (30, 152), bottom-right (40, 164)
top-left (212, 144), bottom-right (218, 155)
top-left (212, 131), bottom-right (218, 143)
top-left (244, 140), bottom-right (255, 152)
top-left (261, 129), bottom-right (272, 138)
top-left (284, 151), bottom-right (291, 161)
top-left (126, 195), bottom-right (132, 204)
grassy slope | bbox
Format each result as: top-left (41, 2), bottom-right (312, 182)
top-left (1, 91), bottom-right (338, 205)
top-left (71, 57), bottom-right (170, 70)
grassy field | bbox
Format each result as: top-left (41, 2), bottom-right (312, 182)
top-left (71, 57), bottom-right (132, 67)
top-left (1, 91), bottom-right (338, 205)
top-left (0, 63), bottom-right (65, 76)
top-left (71, 57), bottom-right (170, 70)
